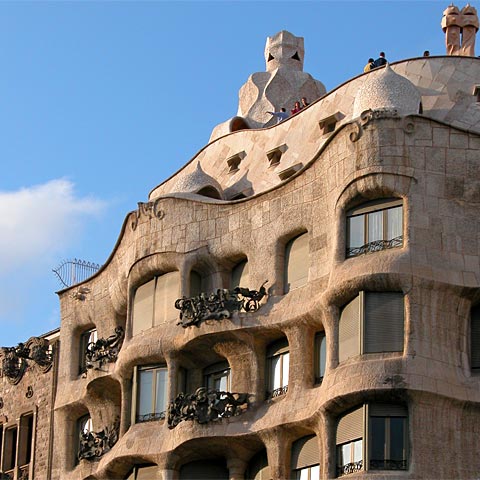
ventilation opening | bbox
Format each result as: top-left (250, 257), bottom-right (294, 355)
top-left (229, 116), bottom-right (251, 133)
top-left (419, 102), bottom-right (423, 114)
top-left (473, 85), bottom-right (480, 102)
top-left (319, 112), bottom-right (344, 135)
top-left (268, 53), bottom-right (274, 61)
top-left (197, 186), bottom-right (222, 199)
top-left (226, 151), bottom-right (246, 174)
top-left (278, 163), bottom-right (303, 181)
top-left (291, 51), bottom-right (300, 61)
top-left (267, 144), bottom-right (287, 167)
top-left (230, 193), bottom-right (247, 200)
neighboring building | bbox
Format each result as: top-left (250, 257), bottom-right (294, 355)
top-left (3, 6), bottom-right (480, 479)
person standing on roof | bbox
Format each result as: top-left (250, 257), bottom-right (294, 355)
top-left (373, 52), bottom-right (388, 67)
top-left (266, 108), bottom-right (289, 124)
top-left (364, 58), bottom-right (375, 72)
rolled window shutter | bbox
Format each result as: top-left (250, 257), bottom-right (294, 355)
top-left (364, 292), bottom-right (404, 353)
top-left (291, 435), bottom-right (320, 469)
top-left (336, 406), bottom-right (364, 445)
top-left (154, 271), bottom-right (180, 325)
top-left (132, 279), bottom-right (155, 335)
top-left (471, 306), bottom-right (480, 369)
top-left (369, 404), bottom-right (407, 417)
top-left (339, 296), bottom-right (360, 362)
top-left (285, 233), bottom-right (309, 293)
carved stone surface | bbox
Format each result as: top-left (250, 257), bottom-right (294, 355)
top-left (167, 387), bottom-right (249, 429)
top-left (78, 419), bottom-right (119, 461)
top-left (0, 337), bottom-right (53, 385)
top-left (84, 327), bottom-right (124, 371)
top-left (131, 198), bottom-right (165, 230)
top-left (175, 282), bottom-right (267, 328)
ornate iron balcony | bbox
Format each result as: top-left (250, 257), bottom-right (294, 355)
top-left (136, 411), bottom-right (166, 423)
top-left (167, 387), bottom-right (249, 428)
top-left (175, 282), bottom-right (267, 328)
top-left (346, 235), bottom-right (403, 258)
top-left (83, 327), bottom-right (124, 373)
top-left (267, 384), bottom-right (288, 399)
top-left (78, 419), bottom-right (119, 461)
top-left (370, 459), bottom-right (407, 470)
top-left (337, 460), bottom-right (363, 477)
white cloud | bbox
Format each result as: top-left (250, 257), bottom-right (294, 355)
top-left (0, 179), bottom-right (106, 272)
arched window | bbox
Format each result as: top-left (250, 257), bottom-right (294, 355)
top-left (338, 292), bottom-right (404, 363)
top-left (284, 233), bottom-right (309, 293)
top-left (291, 435), bottom-right (320, 479)
top-left (231, 259), bottom-right (249, 289)
top-left (336, 404), bottom-right (408, 477)
top-left (346, 198), bottom-right (403, 257)
top-left (266, 338), bottom-right (289, 398)
top-left (132, 272), bottom-right (180, 335)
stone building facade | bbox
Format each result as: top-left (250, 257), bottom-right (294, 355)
top-left (2, 8), bottom-right (480, 479)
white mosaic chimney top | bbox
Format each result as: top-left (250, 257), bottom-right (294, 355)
top-left (172, 162), bottom-right (224, 199)
top-left (264, 30), bottom-right (305, 72)
top-left (353, 64), bottom-right (421, 118)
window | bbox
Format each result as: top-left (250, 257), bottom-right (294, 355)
top-left (346, 198), bottom-right (403, 257)
top-left (284, 233), bottom-right (309, 293)
top-left (266, 144), bottom-right (287, 167)
top-left (471, 305), bottom-right (480, 371)
top-left (133, 365), bottom-right (168, 423)
top-left (231, 259), bottom-right (249, 289)
top-left (179, 460), bottom-right (229, 479)
top-left (266, 339), bottom-right (289, 398)
top-left (132, 272), bottom-right (180, 335)
top-left (18, 413), bottom-right (34, 471)
top-left (79, 328), bottom-right (97, 374)
top-left (314, 332), bottom-right (326, 384)
top-left (125, 465), bottom-right (158, 479)
top-left (336, 404), bottom-right (408, 477)
top-left (338, 292), bottom-right (404, 363)
top-left (190, 270), bottom-right (204, 297)
top-left (246, 450), bottom-right (270, 480)
top-left (369, 405), bottom-right (408, 471)
top-left (2, 426), bottom-right (17, 473)
top-left (204, 361), bottom-right (230, 391)
top-left (291, 435), bottom-right (320, 480)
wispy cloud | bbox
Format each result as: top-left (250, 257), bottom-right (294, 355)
top-left (0, 179), bottom-right (106, 272)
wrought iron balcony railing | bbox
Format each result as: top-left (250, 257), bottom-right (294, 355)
top-left (337, 460), bottom-right (363, 477)
top-left (346, 235), bottom-right (403, 258)
top-left (136, 411), bottom-right (166, 423)
top-left (370, 459), bottom-right (407, 470)
top-left (267, 384), bottom-right (288, 399)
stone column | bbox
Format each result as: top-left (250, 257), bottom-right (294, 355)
top-left (262, 429), bottom-right (290, 480)
top-left (227, 457), bottom-right (248, 480)
top-left (162, 469), bottom-right (179, 480)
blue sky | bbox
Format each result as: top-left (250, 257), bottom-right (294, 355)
top-left (0, 0), bottom-right (462, 345)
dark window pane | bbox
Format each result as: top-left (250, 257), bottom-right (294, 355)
top-left (390, 417), bottom-right (406, 461)
top-left (370, 417), bottom-right (386, 461)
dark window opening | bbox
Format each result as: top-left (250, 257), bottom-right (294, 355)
top-left (267, 53), bottom-right (274, 61)
top-left (197, 186), bottom-right (222, 199)
top-left (291, 51), bottom-right (301, 60)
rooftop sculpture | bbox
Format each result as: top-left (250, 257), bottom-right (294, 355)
top-left (441, 3), bottom-right (479, 56)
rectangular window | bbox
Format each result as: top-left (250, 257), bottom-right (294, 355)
top-left (18, 413), bottom-right (34, 468)
top-left (266, 340), bottom-right (289, 398)
top-left (135, 365), bottom-right (168, 423)
top-left (204, 362), bottom-right (231, 391)
top-left (347, 199), bottom-right (403, 257)
top-left (3, 426), bottom-right (18, 472)
top-left (79, 328), bottom-right (97, 374)
top-left (314, 332), bottom-right (326, 384)
top-left (339, 292), bottom-right (404, 363)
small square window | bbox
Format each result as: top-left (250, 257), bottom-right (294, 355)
top-left (266, 144), bottom-right (287, 167)
top-left (226, 151), bottom-right (246, 173)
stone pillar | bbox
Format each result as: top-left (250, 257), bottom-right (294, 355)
top-left (262, 429), bottom-right (290, 480)
top-left (227, 457), bottom-right (248, 480)
top-left (442, 5), bottom-right (462, 55)
top-left (162, 469), bottom-right (179, 480)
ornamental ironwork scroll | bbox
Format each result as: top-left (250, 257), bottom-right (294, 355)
top-left (0, 337), bottom-right (53, 385)
top-left (167, 387), bottom-right (249, 429)
top-left (175, 281), bottom-right (268, 328)
top-left (84, 327), bottom-right (124, 372)
top-left (346, 235), bottom-right (403, 258)
top-left (338, 460), bottom-right (363, 477)
top-left (131, 199), bottom-right (165, 231)
top-left (78, 418), bottom-right (119, 461)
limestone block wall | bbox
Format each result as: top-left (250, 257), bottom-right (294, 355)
top-left (53, 113), bottom-right (480, 479)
